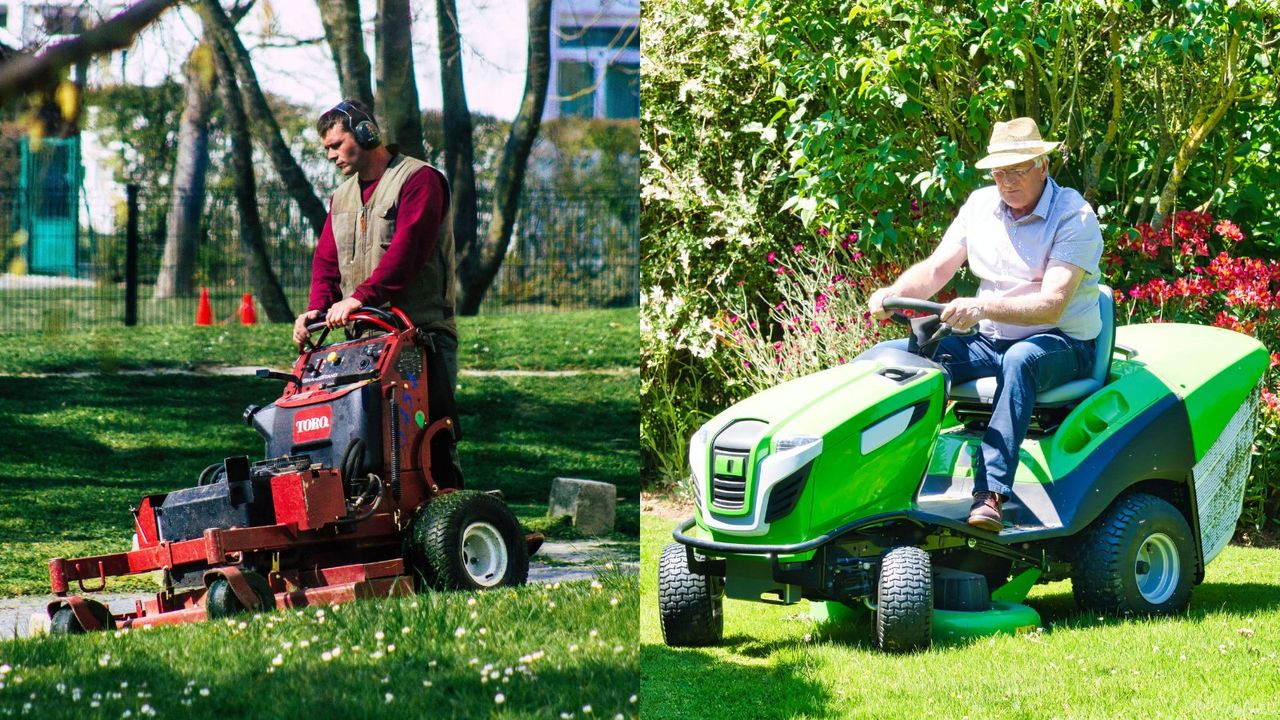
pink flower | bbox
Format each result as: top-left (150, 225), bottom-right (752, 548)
top-left (767, 251), bottom-right (777, 264)
top-left (793, 244), bottom-right (804, 254)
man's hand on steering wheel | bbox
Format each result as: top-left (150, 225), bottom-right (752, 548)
top-left (325, 297), bottom-right (365, 329)
top-left (940, 297), bottom-right (986, 333)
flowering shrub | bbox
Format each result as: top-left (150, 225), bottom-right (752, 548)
top-left (710, 232), bottom-right (906, 394)
top-left (1104, 210), bottom-right (1280, 533)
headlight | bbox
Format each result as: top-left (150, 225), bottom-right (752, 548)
top-left (774, 435), bottom-right (820, 454)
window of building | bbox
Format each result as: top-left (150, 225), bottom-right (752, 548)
top-left (40, 5), bottom-right (86, 36)
top-left (0, 5), bottom-right (10, 29)
top-left (557, 61), bottom-right (595, 118)
top-left (604, 62), bottom-right (638, 119)
top-left (558, 25), bottom-right (638, 51)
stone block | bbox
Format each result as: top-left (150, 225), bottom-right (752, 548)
top-left (548, 477), bottom-right (616, 536)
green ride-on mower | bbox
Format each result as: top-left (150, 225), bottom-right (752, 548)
top-left (658, 287), bottom-right (1268, 651)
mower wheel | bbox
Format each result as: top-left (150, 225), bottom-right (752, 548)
top-left (408, 491), bottom-right (529, 591)
top-left (49, 601), bottom-right (114, 635)
top-left (1072, 493), bottom-right (1195, 616)
top-left (657, 543), bottom-right (723, 647)
top-left (875, 546), bottom-right (932, 653)
top-left (205, 571), bottom-right (275, 619)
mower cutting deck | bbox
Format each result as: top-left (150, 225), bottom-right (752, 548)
top-left (45, 306), bottom-right (540, 634)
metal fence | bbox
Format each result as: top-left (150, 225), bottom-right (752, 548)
top-left (0, 178), bottom-right (638, 333)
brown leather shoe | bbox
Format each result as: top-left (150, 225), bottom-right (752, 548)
top-left (968, 491), bottom-right (1004, 532)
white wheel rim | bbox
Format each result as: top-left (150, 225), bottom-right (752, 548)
top-left (1135, 532), bottom-right (1180, 604)
top-left (461, 521), bottom-right (508, 587)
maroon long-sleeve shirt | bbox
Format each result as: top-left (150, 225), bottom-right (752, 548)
top-left (307, 165), bottom-right (448, 312)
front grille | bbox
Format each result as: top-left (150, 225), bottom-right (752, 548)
top-left (711, 471), bottom-right (747, 509)
top-left (764, 461), bottom-right (812, 522)
top-left (710, 419), bottom-right (767, 513)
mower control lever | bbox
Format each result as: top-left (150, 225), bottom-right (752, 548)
top-left (255, 368), bottom-right (302, 386)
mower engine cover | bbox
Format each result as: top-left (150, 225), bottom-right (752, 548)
top-left (249, 380), bottom-right (383, 480)
top-left (689, 346), bottom-right (945, 549)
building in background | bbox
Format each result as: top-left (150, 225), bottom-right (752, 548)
top-left (544, 0), bottom-right (638, 120)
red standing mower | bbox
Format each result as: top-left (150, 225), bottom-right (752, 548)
top-left (43, 306), bottom-right (541, 634)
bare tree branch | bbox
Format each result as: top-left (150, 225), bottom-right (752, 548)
top-left (0, 0), bottom-right (177, 100)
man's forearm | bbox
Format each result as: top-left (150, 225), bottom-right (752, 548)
top-left (980, 292), bottom-right (1070, 326)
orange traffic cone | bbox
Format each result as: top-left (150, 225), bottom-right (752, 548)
top-left (195, 287), bottom-right (213, 326)
top-left (239, 292), bottom-right (257, 325)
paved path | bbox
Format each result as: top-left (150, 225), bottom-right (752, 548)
top-left (0, 539), bottom-right (637, 639)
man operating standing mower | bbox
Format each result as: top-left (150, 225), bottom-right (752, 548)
top-left (293, 99), bottom-right (459, 390)
top-left (868, 117), bottom-right (1103, 532)
top-left (293, 99), bottom-right (461, 479)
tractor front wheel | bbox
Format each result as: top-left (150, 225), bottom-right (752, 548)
top-left (875, 546), bottom-right (932, 652)
top-left (1072, 493), bottom-right (1195, 616)
top-left (657, 543), bottom-right (724, 647)
top-left (408, 491), bottom-right (529, 591)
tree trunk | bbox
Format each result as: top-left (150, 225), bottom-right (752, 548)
top-left (197, 0), bottom-right (327, 236)
top-left (456, 0), bottom-right (551, 315)
top-left (435, 0), bottom-right (478, 277)
top-left (316, 0), bottom-right (374, 108)
top-left (210, 39), bottom-right (293, 323)
top-left (154, 40), bottom-right (216, 300)
top-left (1151, 31), bottom-right (1241, 230)
top-left (1085, 23), bottom-right (1122, 207)
top-left (375, 0), bottom-right (426, 159)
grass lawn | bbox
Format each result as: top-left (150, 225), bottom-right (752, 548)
top-left (0, 570), bottom-right (637, 719)
top-left (640, 513), bottom-right (1280, 720)
top-left (0, 307), bottom-right (638, 374)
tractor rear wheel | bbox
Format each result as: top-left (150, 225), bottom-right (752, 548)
top-left (408, 491), bottom-right (529, 591)
top-left (1072, 493), bottom-right (1195, 616)
top-left (49, 601), bottom-right (114, 635)
top-left (205, 571), bottom-right (275, 619)
top-left (875, 546), bottom-right (932, 652)
top-left (657, 543), bottom-right (723, 647)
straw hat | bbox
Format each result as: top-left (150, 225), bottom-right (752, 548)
top-left (974, 117), bottom-right (1060, 170)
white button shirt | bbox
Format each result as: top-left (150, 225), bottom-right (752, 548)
top-left (940, 177), bottom-right (1103, 341)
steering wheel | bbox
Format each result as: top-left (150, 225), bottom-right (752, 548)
top-left (301, 306), bottom-right (412, 352)
top-left (882, 296), bottom-right (977, 345)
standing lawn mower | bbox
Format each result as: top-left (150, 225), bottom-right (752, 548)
top-left (659, 287), bottom-right (1268, 651)
top-left (44, 306), bottom-right (540, 634)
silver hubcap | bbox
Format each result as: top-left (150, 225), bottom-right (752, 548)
top-left (461, 522), bottom-right (508, 587)
top-left (1135, 532), bottom-right (1180, 604)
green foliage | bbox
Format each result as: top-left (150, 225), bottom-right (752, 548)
top-left (642, 0), bottom-right (1280, 489)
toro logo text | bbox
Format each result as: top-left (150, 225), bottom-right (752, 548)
top-left (292, 406), bottom-right (333, 444)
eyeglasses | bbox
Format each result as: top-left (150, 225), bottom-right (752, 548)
top-left (989, 163), bottom-right (1038, 183)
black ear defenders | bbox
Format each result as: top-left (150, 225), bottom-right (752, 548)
top-left (332, 101), bottom-right (382, 149)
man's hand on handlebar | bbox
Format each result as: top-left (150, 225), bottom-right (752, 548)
top-left (325, 297), bottom-right (365, 329)
top-left (293, 310), bottom-right (320, 348)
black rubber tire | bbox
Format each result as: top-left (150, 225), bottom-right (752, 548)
top-left (875, 546), bottom-right (932, 652)
top-left (49, 601), bottom-right (114, 635)
top-left (205, 571), bottom-right (275, 619)
top-left (1071, 493), bottom-right (1195, 616)
top-left (407, 491), bottom-right (529, 591)
top-left (657, 543), bottom-right (724, 647)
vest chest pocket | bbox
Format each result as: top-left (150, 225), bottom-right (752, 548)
top-left (331, 211), bottom-right (359, 264)
top-left (369, 202), bottom-right (399, 249)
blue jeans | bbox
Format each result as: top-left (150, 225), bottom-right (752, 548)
top-left (934, 331), bottom-right (1095, 498)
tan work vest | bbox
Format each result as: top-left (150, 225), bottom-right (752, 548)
top-left (329, 154), bottom-right (457, 336)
